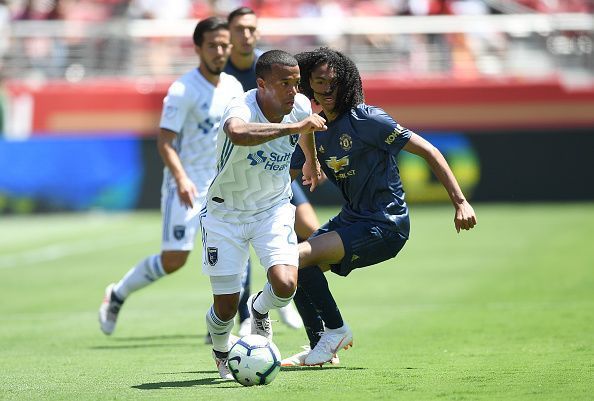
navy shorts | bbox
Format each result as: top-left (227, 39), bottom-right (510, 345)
top-left (311, 216), bottom-right (407, 277)
top-left (290, 181), bottom-right (309, 207)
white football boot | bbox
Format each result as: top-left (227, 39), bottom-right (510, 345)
top-left (212, 351), bottom-right (233, 380)
top-left (98, 283), bottom-right (123, 335)
top-left (278, 303), bottom-right (304, 329)
top-left (281, 345), bottom-right (340, 367)
top-left (248, 292), bottom-right (272, 340)
top-left (304, 324), bottom-right (353, 366)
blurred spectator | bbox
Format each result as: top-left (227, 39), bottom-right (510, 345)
top-left (0, 0), bottom-right (9, 66)
top-left (129, 0), bottom-right (191, 19)
top-left (517, 0), bottom-right (593, 13)
top-left (128, 0), bottom-right (193, 76)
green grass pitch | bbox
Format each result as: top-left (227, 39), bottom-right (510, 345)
top-left (1, 203), bottom-right (593, 400)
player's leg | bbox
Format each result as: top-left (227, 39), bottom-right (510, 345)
top-left (277, 182), bottom-right (317, 329)
top-left (292, 218), bottom-right (349, 364)
top-left (98, 188), bottom-right (198, 335)
top-left (200, 209), bottom-right (249, 379)
top-left (207, 277), bottom-right (241, 380)
top-left (235, 259), bottom-right (252, 336)
top-left (249, 203), bottom-right (300, 340)
top-left (303, 222), bottom-right (407, 365)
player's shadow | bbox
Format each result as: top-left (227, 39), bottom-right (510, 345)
top-left (281, 366), bottom-right (366, 372)
top-left (90, 334), bottom-right (202, 350)
top-left (113, 334), bottom-right (200, 341)
top-left (132, 371), bottom-right (240, 390)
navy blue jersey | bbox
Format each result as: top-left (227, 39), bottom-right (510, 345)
top-left (223, 49), bottom-right (264, 91)
top-left (291, 104), bottom-right (412, 237)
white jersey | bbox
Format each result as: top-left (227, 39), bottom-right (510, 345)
top-left (159, 69), bottom-right (244, 193)
top-left (205, 89), bottom-right (312, 223)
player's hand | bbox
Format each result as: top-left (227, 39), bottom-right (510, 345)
top-left (176, 177), bottom-right (198, 209)
top-left (296, 114), bottom-right (327, 135)
top-left (301, 158), bottom-right (322, 192)
top-left (454, 200), bottom-right (477, 233)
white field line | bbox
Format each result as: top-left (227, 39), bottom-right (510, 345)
top-left (0, 235), bottom-right (154, 269)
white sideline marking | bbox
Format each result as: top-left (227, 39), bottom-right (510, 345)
top-left (0, 235), bottom-right (153, 269)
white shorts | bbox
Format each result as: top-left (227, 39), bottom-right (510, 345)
top-left (200, 202), bottom-right (298, 276)
top-left (160, 185), bottom-right (206, 251)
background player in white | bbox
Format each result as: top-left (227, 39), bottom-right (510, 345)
top-left (201, 50), bottom-right (325, 379)
top-left (98, 17), bottom-right (244, 335)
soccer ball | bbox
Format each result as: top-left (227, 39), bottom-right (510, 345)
top-left (228, 334), bottom-right (281, 386)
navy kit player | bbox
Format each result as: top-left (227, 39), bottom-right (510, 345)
top-left (284, 48), bottom-right (477, 366)
top-left (201, 50), bottom-right (325, 379)
top-left (222, 6), bottom-right (315, 334)
top-left (98, 18), bottom-right (244, 335)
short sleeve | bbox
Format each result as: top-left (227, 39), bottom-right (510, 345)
top-left (293, 94), bottom-right (313, 121)
top-left (290, 144), bottom-right (306, 170)
top-left (223, 97), bottom-right (253, 126)
top-left (160, 81), bottom-right (193, 134)
top-left (356, 106), bottom-right (412, 155)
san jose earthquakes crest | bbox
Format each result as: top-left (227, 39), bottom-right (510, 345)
top-left (207, 247), bottom-right (218, 266)
top-left (173, 225), bottom-right (186, 240)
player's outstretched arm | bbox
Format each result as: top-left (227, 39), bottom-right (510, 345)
top-left (157, 128), bottom-right (198, 209)
top-left (224, 115), bottom-right (327, 146)
top-left (403, 133), bottom-right (477, 233)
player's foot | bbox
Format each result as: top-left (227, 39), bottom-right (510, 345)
top-left (237, 318), bottom-right (251, 337)
top-left (98, 283), bottom-right (124, 335)
top-left (280, 345), bottom-right (340, 367)
top-left (212, 350), bottom-right (233, 380)
top-left (304, 324), bottom-right (353, 366)
top-left (248, 292), bottom-right (272, 340)
top-left (278, 303), bottom-right (303, 329)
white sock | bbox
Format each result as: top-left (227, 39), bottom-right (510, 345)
top-left (113, 254), bottom-right (165, 300)
top-left (206, 305), bottom-right (234, 353)
top-left (253, 282), bottom-right (295, 315)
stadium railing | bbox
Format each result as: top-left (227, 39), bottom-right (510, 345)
top-left (3, 13), bottom-right (593, 83)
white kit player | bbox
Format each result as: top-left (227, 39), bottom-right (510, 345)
top-left (99, 17), bottom-right (244, 335)
top-left (201, 50), bottom-right (326, 379)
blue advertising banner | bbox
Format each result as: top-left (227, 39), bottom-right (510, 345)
top-left (0, 136), bottom-right (143, 212)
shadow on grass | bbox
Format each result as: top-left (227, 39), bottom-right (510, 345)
top-left (133, 366), bottom-right (367, 390)
top-left (112, 334), bottom-right (200, 342)
top-left (90, 343), bottom-right (197, 350)
top-left (281, 366), bottom-right (366, 372)
top-left (132, 377), bottom-right (239, 390)
top-left (90, 334), bottom-right (209, 350)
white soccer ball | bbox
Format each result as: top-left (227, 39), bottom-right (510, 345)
top-left (228, 334), bottom-right (281, 386)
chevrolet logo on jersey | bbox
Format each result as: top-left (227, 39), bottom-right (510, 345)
top-left (325, 156), bottom-right (350, 173)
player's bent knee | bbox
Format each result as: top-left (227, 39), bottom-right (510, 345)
top-left (161, 251), bottom-right (190, 273)
top-left (271, 276), bottom-right (297, 298)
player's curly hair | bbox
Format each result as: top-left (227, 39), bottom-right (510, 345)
top-left (295, 47), bottom-right (364, 117)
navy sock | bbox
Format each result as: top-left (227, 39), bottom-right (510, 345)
top-left (293, 286), bottom-right (324, 348)
top-left (297, 266), bottom-right (344, 330)
top-left (237, 260), bottom-right (251, 321)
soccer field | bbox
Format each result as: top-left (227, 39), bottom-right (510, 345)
top-left (1, 203), bottom-right (593, 401)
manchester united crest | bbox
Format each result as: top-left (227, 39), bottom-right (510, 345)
top-left (339, 134), bottom-right (352, 151)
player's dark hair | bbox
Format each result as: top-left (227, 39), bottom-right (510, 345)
top-left (255, 50), bottom-right (298, 79)
top-left (227, 7), bottom-right (256, 24)
top-left (296, 47), bottom-right (364, 117)
top-left (193, 17), bottom-right (228, 46)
